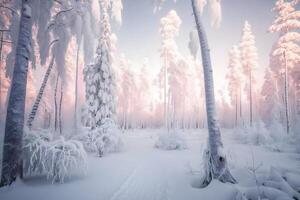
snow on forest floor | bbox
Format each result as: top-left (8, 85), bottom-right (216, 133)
top-left (0, 129), bottom-right (299, 200)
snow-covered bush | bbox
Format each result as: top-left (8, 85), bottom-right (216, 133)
top-left (23, 131), bottom-right (88, 183)
top-left (234, 121), bottom-right (271, 145)
top-left (155, 130), bottom-right (187, 150)
top-left (73, 119), bottom-right (123, 157)
top-left (44, 137), bottom-right (88, 183)
top-left (23, 130), bottom-right (52, 176)
top-left (236, 167), bottom-right (300, 200)
top-left (268, 119), bottom-right (285, 142)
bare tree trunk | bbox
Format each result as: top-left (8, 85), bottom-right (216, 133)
top-left (59, 80), bottom-right (63, 135)
top-left (249, 68), bottom-right (253, 127)
top-left (163, 55), bottom-right (168, 130)
top-left (27, 55), bottom-right (55, 129)
top-left (284, 51), bottom-right (290, 134)
top-left (235, 92), bottom-right (238, 127)
top-left (191, 0), bottom-right (236, 187)
top-left (54, 74), bottom-right (59, 132)
top-left (74, 31), bottom-right (82, 133)
top-left (0, 1), bottom-right (32, 187)
top-left (0, 31), bottom-right (3, 116)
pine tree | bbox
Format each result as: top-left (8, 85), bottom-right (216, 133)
top-left (260, 67), bottom-right (278, 126)
top-left (226, 45), bottom-right (242, 127)
top-left (84, 0), bottom-right (116, 130)
top-left (159, 10), bottom-right (181, 130)
top-left (269, 0), bottom-right (300, 134)
top-left (240, 21), bottom-right (258, 127)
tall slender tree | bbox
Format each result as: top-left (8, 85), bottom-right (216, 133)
top-left (240, 21), bottom-right (258, 127)
top-left (226, 45), bottom-right (242, 126)
top-left (269, 0), bottom-right (300, 134)
top-left (191, 0), bottom-right (236, 186)
top-left (0, 0), bottom-right (32, 186)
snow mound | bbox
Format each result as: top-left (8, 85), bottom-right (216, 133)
top-left (155, 130), bottom-right (187, 150)
top-left (23, 131), bottom-right (88, 183)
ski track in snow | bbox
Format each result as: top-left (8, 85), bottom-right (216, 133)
top-left (109, 154), bottom-right (169, 200)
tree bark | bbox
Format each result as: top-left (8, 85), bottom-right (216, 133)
top-left (27, 55), bottom-right (55, 129)
top-left (59, 80), bottom-right (63, 135)
top-left (0, 0), bottom-right (32, 187)
top-left (191, 0), bottom-right (236, 187)
top-left (284, 51), bottom-right (290, 134)
top-left (249, 68), bottom-right (253, 127)
top-left (54, 74), bottom-right (59, 132)
top-left (74, 30), bottom-right (82, 133)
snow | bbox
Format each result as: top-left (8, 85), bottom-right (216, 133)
top-left (155, 129), bottom-right (187, 150)
top-left (1, 128), bottom-right (299, 200)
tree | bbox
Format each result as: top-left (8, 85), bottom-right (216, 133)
top-left (226, 45), bottom-right (242, 126)
top-left (260, 67), bottom-right (279, 126)
top-left (269, 0), bottom-right (300, 134)
top-left (240, 21), bottom-right (258, 127)
top-left (0, 0), bottom-right (32, 186)
top-left (27, 40), bottom-right (58, 129)
top-left (191, 0), bottom-right (237, 186)
top-left (159, 10), bottom-right (181, 130)
top-left (84, 0), bottom-right (116, 130)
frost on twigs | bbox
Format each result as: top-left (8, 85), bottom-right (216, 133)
top-left (236, 167), bottom-right (300, 200)
top-left (23, 130), bottom-right (88, 183)
top-left (155, 130), bottom-right (187, 150)
top-left (233, 121), bottom-right (271, 146)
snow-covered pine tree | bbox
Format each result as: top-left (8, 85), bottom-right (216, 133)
top-left (260, 67), bottom-right (278, 126)
top-left (240, 21), bottom-right (258, 127)
top-left (226, 45), bottom-right (242, 127)
top-left (84, 0), bottom-right (116, 129)
top-left (83, 0), bottom-right (121, 156)
top-left (269, 0), bottom-right (300, 134)
top-left (159, 10), bottom-right (181, 130)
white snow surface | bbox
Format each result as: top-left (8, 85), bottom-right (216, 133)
top-left (0, 129), bottom-right (299, 200)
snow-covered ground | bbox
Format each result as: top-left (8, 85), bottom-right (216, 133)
top-left (0, 129), bottom-right (299, 200)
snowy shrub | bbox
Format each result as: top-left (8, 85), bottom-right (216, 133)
top-left (269, 120), bottom-right (285, 142)
top-left (23, 131), bottom-right (88, 183)
top-left (44, 137), bottom-right (88, 183)
top-left (73, 119), bottom-right (123, 156)
top-left (234, 121), bottom-right (271, 146)
top-left (23, 130), bottom-right (52, 176)
top-left (155, 130), bottom-right (187, 150)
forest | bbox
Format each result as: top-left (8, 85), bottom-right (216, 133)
top-left (0, 0), bottom-right (299, 200)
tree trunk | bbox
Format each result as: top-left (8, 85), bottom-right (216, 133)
top-left (27, 55), bottom-right (55, 129)
top-left (0, 31), bottom-right (3, 117)
top-left (249, 69), bottom-right (253, 127)
top-left (74, 30), bottom-right (82, 133)
top-left (191, 0), bottom-right (236, 187)
top-left (235, 92), bottom-right (238, 127)
top-left (163, 55), bottom-right (168, 130)
top-left (54, 74), bottom-right (59, 132)
top-left (284, 51), bottom-right (290, 134)
top-left (0, 1), bottom-right (32, 187)
top-left (59, 80), bottom-right (63, 135)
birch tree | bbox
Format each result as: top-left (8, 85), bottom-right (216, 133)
top-left (191, 0), bottom-right (236, 186)
top-left (0, 0), bottom-right (32, 187)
